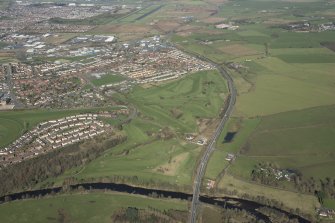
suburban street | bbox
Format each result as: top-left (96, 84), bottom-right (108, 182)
top-left (186, 54), bottom-right (237, 223)
top-left (4, 64), bottom-right (24, 109)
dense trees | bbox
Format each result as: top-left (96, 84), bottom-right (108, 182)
top-left (0, 134), bottom-right (126, 196)
top-left (251, 162), bottom-right (335, 203)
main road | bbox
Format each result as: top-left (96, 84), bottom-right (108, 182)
top-left (185, 52), bottom-right (237, 223)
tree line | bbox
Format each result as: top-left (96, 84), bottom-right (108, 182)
top-left (250, 162), bottom-right (335, 207)
top-left (0, 133), bottom-right (126, 196)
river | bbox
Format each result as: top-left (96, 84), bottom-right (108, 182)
top-left (0, 182), bottom-right (310, 223)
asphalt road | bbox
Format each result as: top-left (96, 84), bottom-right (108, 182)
top-left (4, 64), bottom-right (25, 109)
top-left (186, 54), bottom-right (237, 223)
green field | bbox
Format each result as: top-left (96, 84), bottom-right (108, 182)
top-left (218, 175), bottom-right (320, 215)
top-left (174, 27), bottom-right (335, 118)
top-left (38, 70), bottom-right (227, 189)
top-left (174, 38), bottom-right (230, 64)
top-left (234, 52), bottom-right (335, 117)
top-left (163, 0), bottom-right (335, 217)
top-left (238, 105), bottom-right (335, 180)
top-left (91, 74), bottom-right (126, 86)
top-left (324, 199), bottom-right (335, 209)
top-left (205, 118), bottom-right (260, 180)
top-left (129, 70), bottom-right (227, 133)
top-left (53, 131), bottom-right (201, 186)
top-left (223, 105), bottom-right (335, 186)
top-left (0, 192), bottom-right (187, 223)
top-left (200, 205), bottom-right (224, 223)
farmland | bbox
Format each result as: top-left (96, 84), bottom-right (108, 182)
top-left (0, 192), bottom-right (187, 223)
top-left (205, 118), bottom-right (260, 180)
top-left (205, 104), bottom-right (335, 215)
top-left (238, 105), bottom-right (335, 180)
top-left (175, 35), bottom-right (335, 117)
top-left (164, 0), bottom-right (335, 218)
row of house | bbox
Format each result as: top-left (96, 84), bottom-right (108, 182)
top-left (0, 113), bottom-right (114, 167)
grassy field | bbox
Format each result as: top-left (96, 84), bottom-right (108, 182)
top-left (91, 74), bottom-right (126, 86)
top-left (174, 39), bottom-right (230, 64)
top-left (129, 70), bottom-right (227, 133)
top-left (163, 0), bottom-right (335, 217)
top-left (205, 118), bottom-right (260, 179)
top-left (219, 105), bottom-right (335, 190)
top-left (170, 0), bottom-right (335, 119)
top-left (174, 47), bottom-right (335, 118)
top-left (0, 192), bottom-right (187, 223)
top-left (235, 55), bottom-right (335, 117)
top-left (200, 205), bottom-right (223, 223)
top-left (37, 70), bottom-right (227, 188)
top-left (218, 175), bottom-right (320, 215)
top-left (324, 199), bottom-right (335, 209)
top-left (238, 105), bottom-right (335, 180)
top-left (54, 134), bottom-right (201, 186)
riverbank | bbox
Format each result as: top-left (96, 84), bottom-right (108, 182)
top-left (0, 182), bottom-right (310, 223)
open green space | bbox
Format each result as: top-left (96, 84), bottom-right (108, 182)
top-left (0, 192), bottom-right (187, 223)
top-left (218, 0), bottom-right (331, 22)
top-left (236, 57), bottom-right (335, 117)
top-left (39, 70), bottom-right (227, 188)
top-left (174, 31), bottom-right (335, 118)
top-left (173, 20), bottom-right (335, 118)
top-left (276, 53), bottom-right (335, 63)
top-left (232, 105), bottom-right (335, 180)
top-left (200, 205), bottom-right (224, 223)
top-left (129, 70), bottom-right (227, 133)
top-left (58, 137), bottom-right (201, 185)
top-left (91, 74), bottom-right (126, 86)
top-left (324, 199), bottom-right (335, 209)
top-left (205, 118), bottom-right (260, 180)
top-left (218, 174), bottom-right (320, 215)
top-left (268, 32), bottom-right (335, 49)
top-left (169, 1), bottom-right (334, 216)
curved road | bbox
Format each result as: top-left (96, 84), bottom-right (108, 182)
top-left (185, 52), bottom-right (237, 223)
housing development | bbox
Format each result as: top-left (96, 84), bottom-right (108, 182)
top-left (0, 0), bottom-right (334, 222)
top-left (1, 37), bottom-right (213, 108)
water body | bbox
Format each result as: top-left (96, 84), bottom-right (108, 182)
top-left (0, 182), bottom-right (310, 223)
top-left (223, 132), bottom-right (237, 143)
